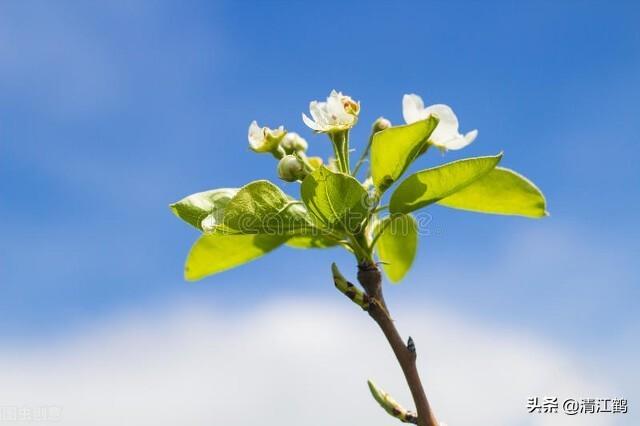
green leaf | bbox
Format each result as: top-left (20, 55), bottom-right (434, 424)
top-left (437, 167), bottom-right (548, 218)
top-left (170, 188), bottom-right (238, 231)
top-left (300, 166), bottom-right (369, 234)
top-left (286, 235), bottom-right (340, 249)
top-left (185, 233), bottom-right (286, 281)
top-left (370, 117), bottom-right (439, 192)
top-left (222, 180), bottom-right (315, 235)
top-left (375, 214), bottom-right (418, 283)
top-left (389, 154), bottom-right (503, 214)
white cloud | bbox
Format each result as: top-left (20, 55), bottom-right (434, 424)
top-left (0, 299), bottom-right (626, 426)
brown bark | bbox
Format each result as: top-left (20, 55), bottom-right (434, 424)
top-left (357, 262), bottom-right (438, 426)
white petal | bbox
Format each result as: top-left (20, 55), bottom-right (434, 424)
top-left (248, 120), bottom-right (260, 138)
top-left (248, 120), bottom-right (263, 149)
top-left (424, 104), bottom-right (459, 129)
top-left (441, 135), bottom-right (472, 151)
top-left (402, 94), bottom-right (427, 124)
top-left (433, 129), bottom-right (476, 151)
top-left (327, 94), bottom-right (350, 124)
top-left (302, 113), bottom-right (322, 131)
top-left (464, 129), bottom-right (478, 144)
top-left (309, 101), bottom-right (328, 126)
top-left (424, 104), bottom-right (461, 146)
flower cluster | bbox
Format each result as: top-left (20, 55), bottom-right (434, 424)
top-left (174, 87), bottom-right (547, 426)
top-left (248, 90), bottom-right (478, 183)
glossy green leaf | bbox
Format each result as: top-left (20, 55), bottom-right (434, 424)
top-left (222, 180), bottom-right (315, 235)
top-left (170, 188), bottom-right (238, 231)
top-left (370, 117), bottom-right (439, 192)
top-left (437, 167), bottom-right (548, 218)
top-left (389, 154), bottom-right (503, 214)
top-left (300, 166), bottom-right (369, 234)
top-left (286, 235), bottom-right (340, 249)
top-left (185, 233), bottom-right (286, 281)
top-left (375, 214), bottom-right (418, 283)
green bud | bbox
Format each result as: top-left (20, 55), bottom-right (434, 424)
top-left (367, 379), bottom-right (417, 424)
top-left (277, 155), bottom-right (307, 182)
top-left (372, 117), bottom-right (391, 133)
top-left (280, 132), bottom-right (308, 154)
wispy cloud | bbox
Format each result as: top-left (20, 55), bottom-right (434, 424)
top-left (0, 299), bottom-right (625, 425)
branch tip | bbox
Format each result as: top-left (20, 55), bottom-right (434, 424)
top-left (367, 379), bottom-right (418, 424)
top-left (331, 263), bottom-right (369, 310)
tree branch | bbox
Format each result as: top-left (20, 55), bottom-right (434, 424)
top-left (331, 263), bottom-right (370, 310)
top-left (356, 262), bottom-right (439, 426)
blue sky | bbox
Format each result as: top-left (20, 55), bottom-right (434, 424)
top-left (1, 2), bottom-right (639, 422)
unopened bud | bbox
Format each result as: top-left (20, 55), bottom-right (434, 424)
top-left (277, 155), bottom-right (307, 182)
top-left (280, 132), bottom-right (308, 154)
top-left (200, 214), bottom-right (217, 233)
top-left (372, 117), bottom-right (391, 133)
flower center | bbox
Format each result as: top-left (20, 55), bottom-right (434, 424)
top-left (342, 99), bottom-right (359, 115)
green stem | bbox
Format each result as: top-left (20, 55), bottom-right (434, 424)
top-left (296, 152), bottom-right (315, 173)
top-left (374, 204), bottom-right (389, 213)
top-left (358, 191), bottom-right (381, 240)
top-left (349, 234), bottom-right (372, 263)
top-left (330, 131), bottom-right (350, 174)
top-left (369, 218), bottom-right (392, 250)
top-left (353, 131), bottom-right (375, 177)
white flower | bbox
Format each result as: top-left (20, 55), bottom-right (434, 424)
top-left (402, 94), bottom-right (478, 151)
top-left (302, 90), bottom-right (360, 133)
top-left (248, 120), bottom-right (285, 153)
top-left (280, 132), bottom-right (308, 153)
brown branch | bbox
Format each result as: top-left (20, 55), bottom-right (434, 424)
top-left (357, 262), bottom-right (439, 426)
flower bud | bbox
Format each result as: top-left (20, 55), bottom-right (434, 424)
top-left (248, 120), bottom-right (286, 154)
top-left (277, 155), bottom-right (307, 182)
top-left (200, 214), bottom-right (217, 233)
top-left (372, 117), bottom-right (391, 133)
top-left (280, 132), bottom-right (308, 154)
